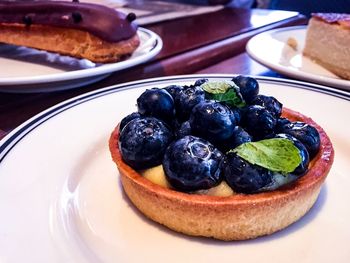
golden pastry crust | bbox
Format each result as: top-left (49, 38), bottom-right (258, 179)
top-left (109, 108), bottom-right (334, 241)
top-left (0, 23), bottom-right (140, 63)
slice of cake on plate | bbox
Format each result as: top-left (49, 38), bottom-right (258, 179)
top-left (303, 13), bottom-right (350, 80)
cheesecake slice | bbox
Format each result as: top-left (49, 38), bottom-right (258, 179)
top-left (303, 13), bottom-right (350, 80)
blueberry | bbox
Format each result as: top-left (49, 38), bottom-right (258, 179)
top-left (137, 88), bottom-right (175, 123)
top-left (230, 126), bottom-right (252, 147)
top-left (194, 78), bottom-right (209, 86)
top-left (189, 100), bottom-right (238, 144)
top-left (175, 85), bottom-right (205, 121)
top-left (275, 117), bottom-right (291, 132)
top-left (163, 135), bottom-right (223, 192)
top-left (175, 121), bottom-right (192, 139)
top-left (241, 105), bottom-right (277, 140)
top-left (164, 85), bottom-right (183, 100)
top-left (251, 95), bottom-right (283, 118)
top-left (118, 117), bottom-right (173, 170)
top-left (279, 121), bottom-right (320, 159)
top-left (218, 126), bottom-right (252, 152)
top-left (232, 108), bottom-right (241, 124)
top-left (232, 75), bottom-right (259, 103)
top-left (275, 133), bottom-right (310, 175)
top-left (223, 152), bottom-right (273, 194)
top-left (119, 112), bottom-right (141, 132)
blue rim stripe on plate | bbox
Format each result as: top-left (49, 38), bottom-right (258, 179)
top-left (1, 75), bottom-right (349, 162)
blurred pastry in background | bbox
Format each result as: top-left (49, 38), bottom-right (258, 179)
top-left (303, 13), bottom-right (350, 80)
top-left (0, 1), bottom-right (140, 63)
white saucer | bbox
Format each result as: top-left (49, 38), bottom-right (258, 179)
top-left (0, 28), bottom-right (162, 93)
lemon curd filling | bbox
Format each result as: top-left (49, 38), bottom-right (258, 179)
top-left (140, 165), bottom-right (234, 196)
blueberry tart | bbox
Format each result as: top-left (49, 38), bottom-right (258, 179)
top-left (109, 78), bottom-right (334, 240)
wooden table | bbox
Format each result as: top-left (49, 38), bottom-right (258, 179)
top-left (0, 8), bottom-right (307, 140)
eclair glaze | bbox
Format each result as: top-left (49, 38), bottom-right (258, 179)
top-left (0, 1), bottom-right (138, 42)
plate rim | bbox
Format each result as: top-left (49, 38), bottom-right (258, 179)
top-left (1, 74), bottom-right (349, 161)
top-left (246, 25), bottom-right (350, 90)
top-left (0, 27), bottom-right (162, 85)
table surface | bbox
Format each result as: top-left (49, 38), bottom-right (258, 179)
top-left (0, 7), bottom-right (307, 140)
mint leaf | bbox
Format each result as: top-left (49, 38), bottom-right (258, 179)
top-left (208, 89), bottom-right (246, 108)
top-left (201, 81), bottom-right (246, 108)
top-left (231, 138), bottom-right (302, 173)
top-left (201, 81), bottom-right (232, 93)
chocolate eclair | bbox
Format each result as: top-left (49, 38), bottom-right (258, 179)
top-left (0, 1), bottom-right (140, 63)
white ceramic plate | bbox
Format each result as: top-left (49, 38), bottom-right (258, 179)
top-left (246, 26), bottom-right (350, 91)
top-left (0, 27), bottom-right (162, 93)
top-left (0, 75), bottom-right (349, 263)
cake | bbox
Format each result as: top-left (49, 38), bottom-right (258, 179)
top-left (0, 1), bottom-right (140, 63)
top-left (303, 13), bottom-right (350, 80)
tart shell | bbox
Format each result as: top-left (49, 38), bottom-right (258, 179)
top-left (109, 108), bottom-right (334, 241)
